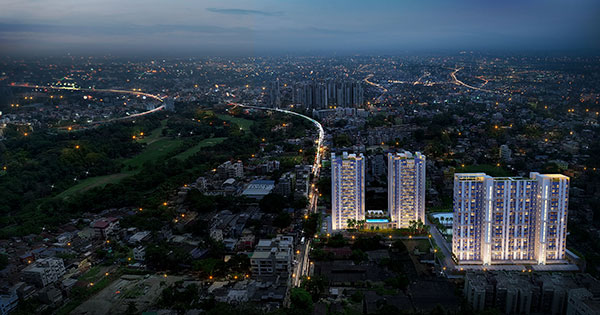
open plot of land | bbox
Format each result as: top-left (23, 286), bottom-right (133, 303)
top-left (403, 239), bottom-right (431, 253)
top-left (71, 274), bottom-right (183, 315)
top-left (174, 137), bottom-right (227, 160)
top-left (217, 114), bottom-right (254, 130)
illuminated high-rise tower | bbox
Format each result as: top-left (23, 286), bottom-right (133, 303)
top-left (531, 173), bottom-right (570, 265)
top-left (387, 151), bottom-right (426, 228)
top-left (452, 172), bottom-right (569, 265)
top-left (331, 152), bottom-right (365, 230)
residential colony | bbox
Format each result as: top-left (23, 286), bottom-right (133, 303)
top-left (331, 151), bottom-right (570, 267)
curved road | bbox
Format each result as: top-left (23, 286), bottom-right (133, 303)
top-left (450, 68), bottom-right (495, 93)
top-left (229, 103), bottom-right (324, 287)
top-left (8, 83), bottom-right (166, 129)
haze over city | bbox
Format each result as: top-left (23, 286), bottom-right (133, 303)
top-left (1, 0), bottom-right (600, 55)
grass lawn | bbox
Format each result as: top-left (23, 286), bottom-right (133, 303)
top-left (138, 119), bottom-right (167, 145)
top-left (217, 114), bottom-right (254, 130)
top-left (123, 137), bottom-right (183, 169)
top-left (57, 172), bottom-right (134, 198)
top-left (58, 137), bottom-right (182, 199)
top-left (174, 137), bottom-right (227, 160)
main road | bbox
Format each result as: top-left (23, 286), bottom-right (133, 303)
top-left (449, 68), bottom-right (495, 93)
top-left (229, 103), bottom-right (324, 286)
top-left (8, 83), bottom-right (166, 128)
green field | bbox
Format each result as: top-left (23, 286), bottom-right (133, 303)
top-left (123, 138), bottom-right (184, 169)
top-left (217, 114), bottom-right (254, 130)
top-left (138, 119), bottom-right (167, 145)
top-left (56, 116), bottom-right (235, 198)
top-left (58, 137), bottom-right (182, 198)
top-left (58, 133), bottom-right (227, 198)
top-left (58, 120), bottom-right (182, 198)
top-left (57, 172), bottom-right (134, 198)
top-left (174, 137), bottom-right (227, 160)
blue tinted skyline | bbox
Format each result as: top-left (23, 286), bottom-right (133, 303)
top-left (1, 0), bottom-right (599, 55)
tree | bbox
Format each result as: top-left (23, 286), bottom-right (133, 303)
top-left (303, 213), bottom-right (321, 237)
top-left (292, 196), bottom-right (309, 210)
top-left (408, 219), bottom-right (427, 235)
top-left (303, 275), bottom-right (328, 301)
top-left (259, 193), bottom-right (286, 213)
top-left (274, 212), bottom-right (292, 229)
top-left (125, 301), bottom-right (138, 315)
top-left (290, 288), bottom-right (313, 311)
top-left (347, 218), bottom-right (356, 230)
top-left (356, 219), bottom-right (366, 230)
top-left (350, 249), bottom-right (368, 264)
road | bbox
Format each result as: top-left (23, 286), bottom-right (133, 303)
top-left (230, 103), bottom-right (324, 286)
top-left (9, 83), bottom-right (166, 129)
top-left (449, 68), bottom-right (495, 93)
top-left (363, 74), bottom-right (388, 103)
top-left (426, 217), bottom-right (455, 273)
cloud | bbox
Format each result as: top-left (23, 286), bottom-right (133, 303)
top-left (206, 8), bottom-right (282, 17)
top-left (0, 23), bottom-right (252, 36)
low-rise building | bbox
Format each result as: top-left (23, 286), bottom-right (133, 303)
top-left (133, 246), bottom-right (146, 261)
top-left (21, 258), bottom-right (65, 288)
top-left (0, 286), bottom-right (18, 315)
top-left (242, 180), bottom-right (275, 200)
top-left (128, 231), bottom-right (151, 244)
top-left (567, 288), bottom-right (600, 315)
top-left (250, 235), bottom-right (293, 277)
top-left (91, 217), bottom-right (119, 239)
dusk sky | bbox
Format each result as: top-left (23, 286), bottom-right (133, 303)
top-left (1, 0), bottom-right (599, 55)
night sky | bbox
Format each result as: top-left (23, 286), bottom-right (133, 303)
top-left (1, 0), bottom-right (599, 55)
